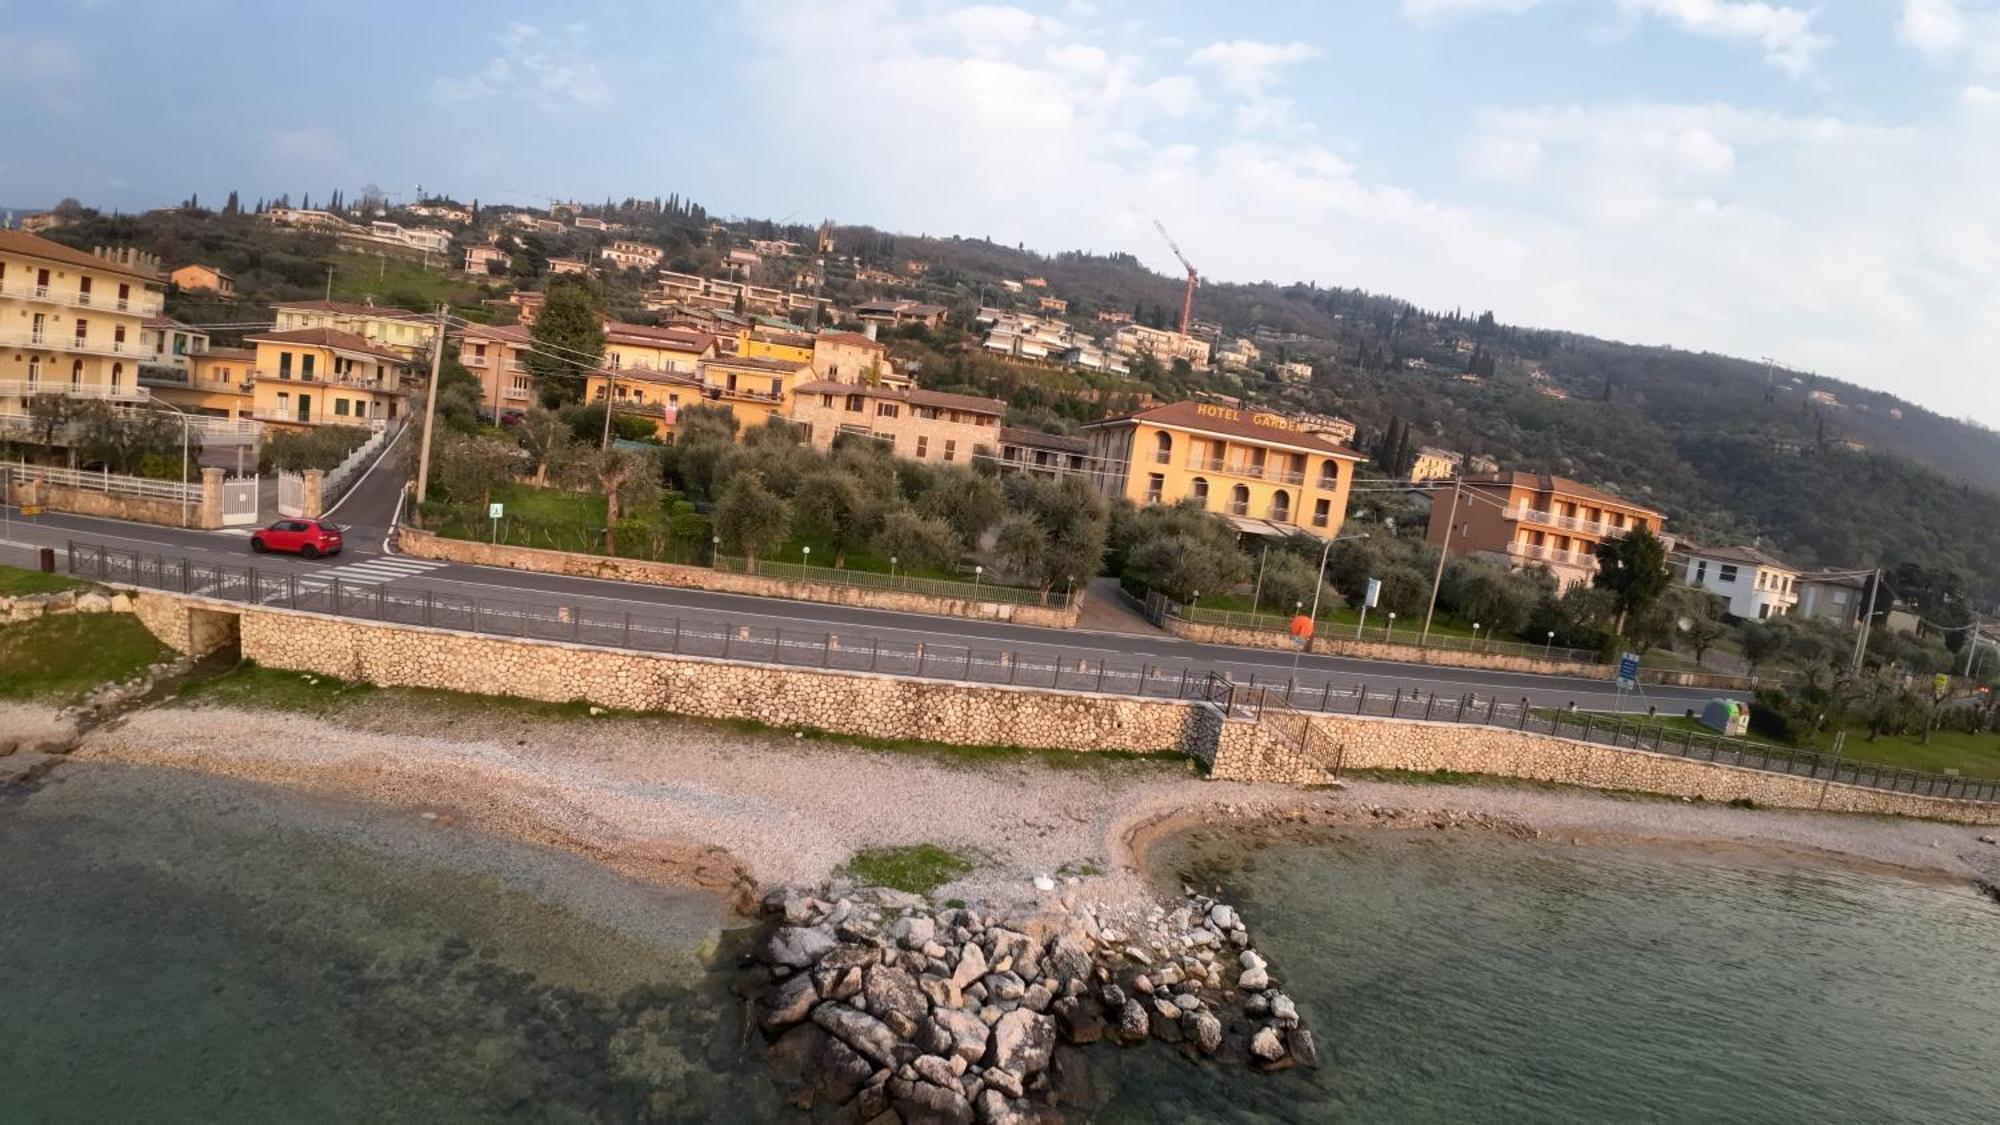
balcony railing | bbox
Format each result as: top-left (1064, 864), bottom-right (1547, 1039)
top-left (1, 281), bottom-right (163, 317)
top-left (1185, 454), bottom-right (1306, 487)
top-left (1507, 541), bottom-right (1595, 567)
top-left (462, 354), bottom-right (489, 368)
top-left (0, 379), bottom-right (150, 402)
top-left (0, 329), bottom-right (145, 359)
top-left (1511, 504), bottom-right (1641, 540)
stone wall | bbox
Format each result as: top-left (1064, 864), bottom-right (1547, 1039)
top-left (232, 603), bottom-right (1198, 754)
top-left (1207, 710), bottom-right (2000, 826)
top-left (1163, 616), bottom-right (1607, 679)
top-left (397, 528), bottom-right (1080, 629)
top-left (129, 592), bottom-right (240, 657)
top-left (5, 467), bottom-right (223, 530)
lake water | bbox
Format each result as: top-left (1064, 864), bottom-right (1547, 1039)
top-left (1116, 823), bottom-right (2000, 1124)
top-left (0, 763), bottom-right (780, 1124)
top-left (7, 763), bottom-right (1997, 1123)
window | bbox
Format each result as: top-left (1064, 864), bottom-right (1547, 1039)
top-left (1313, 498), bottom-right (1331, 528)
top-left (1718, 565), bottom-right (1740, 584)
top-left (1694, 561), bottom-right (1708, 583)
top-left (916, 436), bottom-right (929, 458)
top-left (26, 357), bottom-right (40, 384)
top-left (943, 440), bottom-right (957, 463)
top-left (301, 354), bottom-right (316, 381)
top-left (78, 277), bottom-right (92, 304)
top-left (117, 282), bottom-right (129, 308)
top-left (1153, 431), bottom-right (1172, 465)
top-left (279, 353), bottom-right (293, 379)
top-left (1191, 477), bottom-right (1209, 506)
top-left (70, 359), bottom-right (83, 387)
top-left (1145, 473), bottom-right (1165, 503)
top-left (334, 399), bottom-right (350, 416)
top-left (1318, 461), bottom-right (1338, 490)
top-left (110, 363), bottom-right (122, 389)
top-left (73, 318), bottom-right (88, 344)
top-left (114, 325), bottom-right (126, 348)
top-left (876, 402), bottom-right (899, 418)
top-left (845, 394), bottom-right (864, 413)
top-left (1229, 484), bottom-right (1249, 516)
top-left (35, 267), bottom-right (50, 295)
top-left (1269, 490), bottom-right (1291, 522)
top-left (1758, 604), bottom-right (1771, 620)
top-left (820, 394), bottom-right (834, 408)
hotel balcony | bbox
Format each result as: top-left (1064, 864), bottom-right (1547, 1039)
top-left (0, 330), bottom-right (152, 359)
top-left (0, 379), bottom-right (150, 402)
top-left (249, 369), bottom-right (394, 391)
top-left (1506, 540), bottom-right (1596, 568)
top-left (1509, 504), bottom-right (1639, 541)
top-left (1185, 454), bottom-right (1306, 487)
top-left (0, 280), bottom-right (164, 317)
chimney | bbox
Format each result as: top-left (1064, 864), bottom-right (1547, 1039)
top-left (863, 322), bottom-right (878, 342)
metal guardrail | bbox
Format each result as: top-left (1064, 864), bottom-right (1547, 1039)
top-left (65, 541), bottom-right (1999, 807)
top-left (1163, 592), bottom-right (1602, 664)
top-left (714, 555), bottom-right (1070, 608)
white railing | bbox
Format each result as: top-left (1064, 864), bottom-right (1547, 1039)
top-left (0, 330), bottom-right (150, 360)
top-left (0, 281), bottom-right (164, 317)
top-left (1511, 504), bottom-right (1642, 540)
top-left (1507, 541), bottom-right (1595, 567)
top-left (0, 380), bottom-right (150, 402)
top-left (7, 462), bottom-right (199, 503)
top-left (321, 420), bottom-right (395, 499)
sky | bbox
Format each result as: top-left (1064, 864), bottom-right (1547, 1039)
top-left (7, 0), bottom-right (1999, 427)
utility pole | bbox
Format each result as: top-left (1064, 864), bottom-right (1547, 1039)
top-left (413, 304), bottom-right (447, 510)
top-left (1420, 480), bottom-right (1462, 644)
top-left (1851, 567), bottom-right (1882, 676)
top-left (600, 368), bottom-right (617, 450)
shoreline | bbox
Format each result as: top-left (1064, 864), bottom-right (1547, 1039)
top-left (62, 699), bottom-right (2000, 913)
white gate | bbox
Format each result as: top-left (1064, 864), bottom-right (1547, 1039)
top-left (277, 470), bottom-right (305, 518)
top-left (221, 477), bottom-right (259, 526)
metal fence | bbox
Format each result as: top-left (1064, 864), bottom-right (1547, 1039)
top-left (9, 461), bottom-right (200, 503)
top-left (715, 555), bottom-right (1069, 608)
top-left (1158, 590), bottom-right (1601, 664)
top-left (65, 541), bottom-right (1999, 806)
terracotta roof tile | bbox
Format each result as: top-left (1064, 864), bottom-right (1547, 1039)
top-left (245, 327), bottom-right (410, 364)
top-left (1082, 400), bottom-right (1364, 459)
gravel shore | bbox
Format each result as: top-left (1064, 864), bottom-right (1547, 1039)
top-left (73, 701), bottom-right (2000, 910)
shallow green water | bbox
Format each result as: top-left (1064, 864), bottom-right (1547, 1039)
top-left (1114, 826), bottom-right (2000, 1124)
top-left (0, 763), bottom-right (779, 1124)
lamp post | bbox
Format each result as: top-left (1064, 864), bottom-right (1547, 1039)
top-left (1546, 630), bottom-right (1556, 658)
top-left (1385, 611), bottom-right (1396, 641)
top-left (711, 535), bottom-right (721, 567)
top-left (1472, 622), bottom-right (1482, 651)
top-left (1306, 532), bottom-right (1369, 627)
top-left (889, 555), bottom-right (898, 585)
top-left (1291, 600), bottom-right (1307, 682)
top-left (150, 398), bottom-right (194, 527)
top-left (801, 544), bottom-right (811, 574)
top-left (1065, 575), bottom-right (1076, 606)
top-left (973, 565), bottom-right (983, 599)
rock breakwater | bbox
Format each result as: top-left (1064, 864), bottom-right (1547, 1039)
top-left (744, 883), bottom-right (1315, 1122)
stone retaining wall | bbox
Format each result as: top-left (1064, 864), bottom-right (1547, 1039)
top-left (397, 527), bottom-right (1080, 629)
top-left (231, 602), bottom-right (1198, 754)
top-left (5, 468), bottom-right (224, 530)
top-left (1207, 710), bottom-right (2000, 825)
top-left (130, 592), bottom-right (240, 657)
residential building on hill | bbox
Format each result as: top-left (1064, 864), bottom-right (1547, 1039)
top-left (170, 263), bottom-right (234, 295)
top-left (1681, 544), bottom-right (1800, 621)
top-left (140, 316), bottom-right (207, 371)
top-left (547, 256), bottom-right (590, 276)
top-left (1427, 472), bottom-right (1664, 589)
top-left (998, 427), bottom-right (1095, 478)
top-left (1796, 570), bottom-right (1869, 629)
top-left (601, 321), bottom-right (720, 377)
top-left (1113, 323), bottom-right (1211, 368)
top-left (854, 299), bottom-right (948, 329)
top-left (1214, 338), bottom-right (1260, 371)
top-left (1293, 413), bottom-right (1356, 446)
top-left (457, 322), bottom-right (535, 420)
top-left (463, 246), bottom-right (507, 274)
top-left (790, 381), bottom-right (1004, 464)
top-left (142, 345), bottom-right (255, 420)
top-left (812, 331), bottom-right (902, 387)
top-left (0, 231), bottom-right (164, 417)
top-left (1275, 360), bottom-right (1314, 383)
top-left (599, 240), bottom-right (663, 270)
top-left (272, 299), bottom-right (437, 358)
top-left (1081, 401), bottom-right (1364, 539)
top-left (243, 327), bottom-right (408, 428)
top-left (1411, 447), bottom-right (1462, 483)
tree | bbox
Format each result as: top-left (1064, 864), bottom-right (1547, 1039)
top-left (592, 447), bottom-right (662, 553)
top-left (992, 514), bottom-right (1048, 585)
top-left (429, 433), bottom-right (518, 510)
top-left (713, 470), bottom-right (791, 571)
top-left (528, 280), bottom-right (606, 405)
top-left (514, 406), bottom-right (577, 487)
top-left (916, 467), bottom-right (1005, 551)
top-left (1592, 526), bottom-right (1671, 636)
top-left (878, 506), bottom-right (959, 571)
top-left (794, 469), bottom-right (876, 567)
top-left (1257, 550), bottom-right (1329, 618)
top-left (1737, 620), bottom-right (1785, 679)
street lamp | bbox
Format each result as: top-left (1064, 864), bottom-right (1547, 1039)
top-left (1546, 630), bottom-right (1556, 658)
top-left (1472, 622), bottom-right (1482, 650)
top-left (1065, 575), bottom-right (1076, 605)
top-left (889, 555), bottom-right (898, 584)
top-left (1386, 611), bottom-right (1396, 640)
top-left (973, 564), bottom-right (983, 599)
top-left (711, 535), bottom-right (721, 567)
top-left (150, 398), bottom-right (195, 527)
top-left (801, 545), bottom-right (811, 573)
top-left (1306, 532), bottom-right (1370, 627)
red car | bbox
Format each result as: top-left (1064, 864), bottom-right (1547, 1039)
top-left (251, 518), bottom-right (344, 558)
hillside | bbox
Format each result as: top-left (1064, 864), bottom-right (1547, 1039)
top-left (31, 199), bottom-right (2000, 601)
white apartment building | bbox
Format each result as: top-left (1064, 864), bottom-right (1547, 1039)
top-left (1113, 323), bottom-right (1211, 367)
top-left (1683, 544), bottom-right (1800, 621)
top-left (600, 240), bottom-right (663, 270)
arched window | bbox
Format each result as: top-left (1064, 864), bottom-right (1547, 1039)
top-left (1153, 430), bottom-right (1173, 465)
top-left (1318, 460), bottom-right (1338, 490)
top-left (111, 363), bottom-right (123, 390)
top-left (1229, 483), bottom-right (1249, 516)
top-left (71, 359), bottom-right (84, 388)
top-left (1191, 477), bottom-right (1209, 507)
top-left (1270, 489), bottom-right (1292, 523)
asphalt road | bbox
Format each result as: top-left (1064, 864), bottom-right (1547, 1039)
top-left (1, 440), bottom-right (1739, 716)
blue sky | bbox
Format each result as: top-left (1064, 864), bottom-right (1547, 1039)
top-left (8, 1), bottom-right (2000, 427)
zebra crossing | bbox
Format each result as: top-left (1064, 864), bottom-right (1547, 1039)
top-left (296, 554), bottom-right (448, 590)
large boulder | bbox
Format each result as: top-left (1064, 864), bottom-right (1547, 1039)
top-left (1250, 1026), bottom-right (1287, 1063)
top-left (893, 914), bottom-right (938, 950)
top-left (812, 1003), bottom-right (906, 1069)
top-left (762, 973), bottom-right (819, 1033)
top-left (1188, 1011), bottom-right (1223, 1055)
top-left (1113, 999), bottom-right (1149, 1044)
top-left (892, 1077), bottom-right (975, 1125)
top-left (924, 1007), bottom-right (990, 1064)
top-left (988, 1009), bottom-right (1056, 1077)
top-left (864, 964), bottom-right (929, 1039)
top-left (1050, 996), bottom-right (1104, 1045)
top-left (949, 942), bottom-right (988, 991)
top-left (761, 924), bottom-right (837, 969)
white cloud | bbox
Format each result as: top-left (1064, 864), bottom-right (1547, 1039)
top-left (1187, 39), bottom-right (1320, 97)
top-left (1402, 0), bottom-right (1545, 18)
top-left (1897, 1), bottom-right (2000, 70)
top-left (733, 1), bottom-right (2000, 425)
top-left (1617, 0), bottom-right (1828, 76)
top-left (430, 23), bottom-right (611, 108)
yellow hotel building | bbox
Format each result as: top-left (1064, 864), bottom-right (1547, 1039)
top-left (244, 328), bottom-right (409, 429)
top-left (0, 230), bottom-right (164, 416)
top-left (1082, 401), bottom-right (1364, 537)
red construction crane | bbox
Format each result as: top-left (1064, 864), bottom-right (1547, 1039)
top-left (1153, 219), bottom-right (1199, 336)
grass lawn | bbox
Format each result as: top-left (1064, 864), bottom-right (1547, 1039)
top-left (0, 565), bottom-right (86, 597)
top-left (1189, 590), bottom-right (1489, 642)
top-left (0, 614), bottom-right (167, 703)
top-left (327, 251), bottom-right (481, 311)
top-left (425, 483), bottom-right (702, 562)
top-left (1561, 708), bottom-right (2000, 781)
top-left (840, 844), bottom-right (975, 895)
